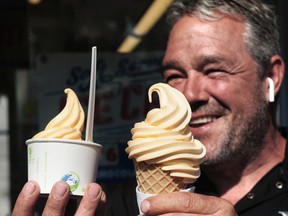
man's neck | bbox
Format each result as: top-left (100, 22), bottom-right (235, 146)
top-left (204, 130), bottom-right (286, 205)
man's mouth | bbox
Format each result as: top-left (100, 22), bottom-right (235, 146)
top-left (189, 116), bottom-right (218, 127)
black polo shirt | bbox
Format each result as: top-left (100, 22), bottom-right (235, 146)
top-left (195, 140), bottom-right (288, 216)
top-left (105, 141), bottom-right (288, 216)
top-left (236, 140), bottom-right (288, 216)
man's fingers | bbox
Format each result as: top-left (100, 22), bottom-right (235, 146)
top-left (75, 183), bottom-right (106, 216)
top-left (12, 181), bottom-right (106, 216)
top-left (42, 181), bottom-right (70, 216)
top-left (12, 181), bottom-right (40, 216)
top-left (141, 192), bottom-right (235, 215)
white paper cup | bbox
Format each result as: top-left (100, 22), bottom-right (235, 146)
top-left (26, 138), bottom-right (102, 196)
top-left (136, 186), bottom-right (195, 214)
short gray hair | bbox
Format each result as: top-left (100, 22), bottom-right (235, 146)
top-left (166, 0), bottom-right (280, 78)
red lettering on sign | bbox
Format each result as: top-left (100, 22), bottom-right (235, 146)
top-left (121, 84), bottom-right (143, 120)
top-left (95, 90), bottom-right (114, 125)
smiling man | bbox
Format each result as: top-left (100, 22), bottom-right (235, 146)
top-left (12, 0), bottom-right (288, 215)
top-left (162, 15), bottom-right (267, 168)
top-left (153, 0), bottom-right (287, 215)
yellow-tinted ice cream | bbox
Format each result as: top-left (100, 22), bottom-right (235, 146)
top-left (33, 88), bottom-right (85, 140)
top-left (126, 83), bottom-right (206, 184)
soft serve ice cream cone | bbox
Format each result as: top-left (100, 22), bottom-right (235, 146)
top-left (26, 88), bottom-right (102, 196)
top-left (126, 83), bottom-right (206, 197)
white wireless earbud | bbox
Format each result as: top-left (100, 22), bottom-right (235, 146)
top-left (267, 77), bottom-right (274, 102)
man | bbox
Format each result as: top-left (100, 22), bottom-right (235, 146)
top-left (13, 0), bottom-right (287, 215)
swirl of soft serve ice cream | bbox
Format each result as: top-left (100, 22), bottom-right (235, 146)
top-left (33, 88), bottom-right (84, 140)
top-left (126, 83), bottom-right (206, 184)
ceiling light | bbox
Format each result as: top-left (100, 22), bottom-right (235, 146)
top-left (27, 0), bottom-right (42, 5)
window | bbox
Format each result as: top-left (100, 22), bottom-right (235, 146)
top-left (0, 95), bottom-right (10, 215)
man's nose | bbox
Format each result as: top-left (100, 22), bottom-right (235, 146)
top-left (182, 74), bottom-right (209, 104)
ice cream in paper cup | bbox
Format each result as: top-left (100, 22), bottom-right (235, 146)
top-left (26, 88), bottom-right (102, 196)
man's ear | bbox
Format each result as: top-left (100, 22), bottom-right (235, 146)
top-left (267, 55), bottom-right (285, 99)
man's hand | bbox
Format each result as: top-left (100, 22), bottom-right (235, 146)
top-left (140, 191), bottom-right (237, 216)
top-left (12, 180), bottom-right (106, 216)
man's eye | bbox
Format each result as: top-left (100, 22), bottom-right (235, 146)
top-left (206, 69), bottom-right (220, 73)
top-left (164, 74), bottom-right (184, 83)
top-left (205, 69), bottom-right (227, 76)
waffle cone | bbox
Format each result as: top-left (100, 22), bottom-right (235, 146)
top-left (134, 160), bottom-right (187, 194)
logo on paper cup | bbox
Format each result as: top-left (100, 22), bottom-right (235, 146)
top-left (61, 171), bottom-right (80, 192)
top-left (28, 146), bottom-right (33, 156)
top-left (27, 146), bottom-right (35, 164)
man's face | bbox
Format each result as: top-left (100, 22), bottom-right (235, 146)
top-left (162, 15), bottom-right (269, 166)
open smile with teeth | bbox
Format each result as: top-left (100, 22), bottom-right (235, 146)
top-left (189, 116), bottom-right (218, 126)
